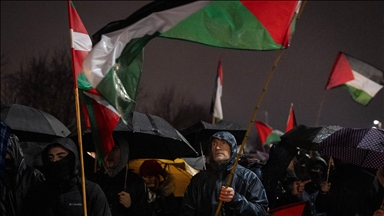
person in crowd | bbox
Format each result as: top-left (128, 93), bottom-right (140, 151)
top-left (180, 131), bottom-right (268, 215)
top-left (21, 137), bottom-right (111, 216)
top-left (139, 159), bottom-right (180, 216)
top-left (261, 140), bottom-right (298, 210)
top-left (315, 159), bottom-right (379, 216)
top-left (372, 165), bottom-right (384, 216)
top-left (292, 156), bottom-right (327, 216)
top-left (91, 135), bottom-right (150, 216)
top-left (0, 132), bottom-right (45, 216)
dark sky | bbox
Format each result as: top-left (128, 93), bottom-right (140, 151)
top-left (1, 1), bottom-right (383, 150)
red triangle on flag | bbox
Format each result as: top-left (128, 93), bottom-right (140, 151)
top-left (240, 1), bottom-right (299, 47)
top-left (326, 52), bottom-right (355, 89)
top-left (269, 201), bottom-right (306, 216)
top-left (255, 121), bottom-right (273, 145)
top-left (286, 104), bottom-right (296, 132)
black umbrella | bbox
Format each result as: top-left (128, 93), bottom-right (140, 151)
top-left (280, 124), bottom-right (343, 151)
top-left (180, 120), bottom-right (246, 155)
top-left (319, 127), bottom-right (384, 169)
top-left (76, 112), bottom-right (198, 160)
top-left (1, 104), bottom-right (70, 142)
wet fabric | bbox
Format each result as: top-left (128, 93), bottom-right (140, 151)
top-left (181, 131), bottom-right (268, 215)
top-left (0, 134), bottom-right (45, 216)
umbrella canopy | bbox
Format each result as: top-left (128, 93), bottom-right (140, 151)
top-left (1, 104), bottom-right (70, 142)
top-left (319, 127), bottom-right (384, 169)
top-left (125, 112), bottom-right (198, 160)
top-left (128, 158), bottom-right (198, 197)
top-left (77, 112), bottom-right (198, 160)
top-left (180, 120), bottom-right (246, 155)
top-left (280, 124), bottom-right (343, 150)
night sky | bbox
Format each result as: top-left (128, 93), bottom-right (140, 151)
top-left (1, 1), bottom-right (383, 150)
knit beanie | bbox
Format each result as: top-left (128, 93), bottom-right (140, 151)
top-left (140, 160), bottom-right (163, 176)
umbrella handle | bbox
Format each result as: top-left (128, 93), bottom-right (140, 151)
top-left (326, 156), bottom-right (333, 183)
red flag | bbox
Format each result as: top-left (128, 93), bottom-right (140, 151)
top-left (269, 201), bottom-right (306, 216)
top-left (255, 121), bottom-right (273, 145)
top-left (68, 0), bottom-right (92, 87)
top-left (286, 103), bottom-right (297, 132)
top-left (82, 92), bottom-right (120, 164)
top-left (68, 0), bottom-right (119, 163)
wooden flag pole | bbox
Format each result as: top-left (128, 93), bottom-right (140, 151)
top-left (315, 91), bottom-right (327, 126)
top-left (74, 88), bottom-right (88, 216)
top-left (214, 1), bottom-right (307, 215)
top-left (215, 49), bottom-right (284, 216)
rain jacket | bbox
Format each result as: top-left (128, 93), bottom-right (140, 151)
top-left (0, 134), bottom-right (45, 216)
top-left (91, 135), bottom-right (151, 216)
top-left (21, 137), bottom-right (111, 216)
top-left (180, 131), bottom-right (268, 216)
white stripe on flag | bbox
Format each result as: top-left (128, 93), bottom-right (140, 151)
top-left (83, 1), bottom-right (210, 87)
top-left (347, 71), bottom-right (383, 97)
top-left (83, 91), bottom-right (119, 115)
top-left (71, 30), bottom-right (92, 51)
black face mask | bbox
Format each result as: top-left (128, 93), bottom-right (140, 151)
top-left (305, 171), bottom-right (324, 193)
top-left (45, 152), bottom-right (75, 183)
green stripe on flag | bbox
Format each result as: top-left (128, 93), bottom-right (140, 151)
top-left (160, 1), bottom-right (280, 50)
top-left (343, 84), bottom-right (373, 106)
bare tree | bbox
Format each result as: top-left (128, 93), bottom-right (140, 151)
top-left (136, 85), bottom-right (211, 130)
top-left (3, 48), bottom-right (76, 130)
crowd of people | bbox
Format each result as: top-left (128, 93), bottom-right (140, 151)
top-left (1, 120), bottom-right (383, 216)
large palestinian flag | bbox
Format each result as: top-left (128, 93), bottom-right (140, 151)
top-left (82, 0), bottom-right (301, 123)
top-left (326, 52), bottom-right (384, 106)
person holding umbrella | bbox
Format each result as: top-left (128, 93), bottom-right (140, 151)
top-left (21, 137), bottom-right (111, 216)
top-left (180, 131), bottom-right (268, 215)
top-left (91, 135), bottom-right (150, 216)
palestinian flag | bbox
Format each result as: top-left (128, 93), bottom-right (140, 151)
top-left (210, 58), bottom-right (223, 123)
top-left (255, 121), bottom-right (283, 145)
top-left (326, 52), bottom-right (384, 106)
top-left (285, 103), bottom-right (297, 132)
top-left (83, 0), bottom-right (301, 124)
top-left (269, 201), bottom-right (306, 216)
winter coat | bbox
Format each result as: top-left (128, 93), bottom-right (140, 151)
top-left (0, 134), bottom-right (45, 216)
top-left (147, 170), bottom-right (180, 216)
top-left (180, 131), bottom-right (268, 216)
top-left (315, 164), bottom-right (377, 216)
top-left (21, 137), bottom-right (111, 216)
top-left (91, 135), bottom-right (151, 216)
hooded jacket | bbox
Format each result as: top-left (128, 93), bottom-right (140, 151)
top-left (91, 135), bottom-right (151, 216)
top-left (180, 131), bottom-right (268, 216)
top-left (21, 137), bottom-right (111, 216)
top-left (0, 134), bottom-right (45, 216)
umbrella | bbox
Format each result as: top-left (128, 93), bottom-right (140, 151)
top-left (1, 104), bottom-right (70, 142)
top-left (319, 127), bottom-right (384, 169)
top-left (77, 112), bottom-right (198, 160)
top-left (128, 158), bottom-right (198, 197)
top-left (280, 124), bottom-right (343, 150)
top-left (180, 120), bottom-right (246, 155)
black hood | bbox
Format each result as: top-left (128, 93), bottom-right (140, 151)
top-left (208, 131), bottom-right (238, 170)
top-left (42, 137), bottom-right (79, 177)
top-left (6, 134), bottom-right (25, 171)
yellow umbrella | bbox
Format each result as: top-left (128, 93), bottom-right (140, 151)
top-left (128, 158), bottom-right (198, 197)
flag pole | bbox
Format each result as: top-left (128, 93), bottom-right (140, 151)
top-left (67, 1), bottom-right (88, 215)
top-left (215, 49), bottom-right (284, 216)
top-left (214, 1), bottom-right (307, 214)
top-left (315, 91), bottom-right (327, 126)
